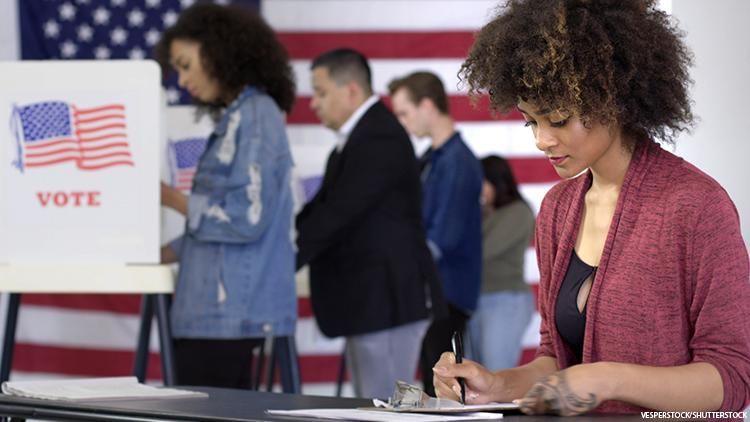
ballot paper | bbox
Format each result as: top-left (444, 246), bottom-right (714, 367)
top-left (265, 408), bottom-right (504, 421)
top-left (1, 376), bottom-right (208, 401)
top-left (371, 380), bottom-right (520, 413)
top-left (370, 398), bottom-right (520, 413)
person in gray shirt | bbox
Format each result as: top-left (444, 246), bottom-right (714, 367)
top-left (467, 155), bottom-right (535, 370)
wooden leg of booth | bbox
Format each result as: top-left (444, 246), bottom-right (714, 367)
top-left (1, 294), bottom-right (21, 383)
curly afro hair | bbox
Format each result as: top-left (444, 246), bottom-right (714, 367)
top-left (460, 0), bottom-right (694, 146)
top-left (155, 3), bottom-right (295, 113)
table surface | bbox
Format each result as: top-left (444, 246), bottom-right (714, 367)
top-left (0, 387), bottom-right (653, 421)
top-left (0, 264), bottom-right (174, 293)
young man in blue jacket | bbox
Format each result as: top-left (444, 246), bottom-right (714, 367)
top-left (390, 71), bottom-right (483, 396)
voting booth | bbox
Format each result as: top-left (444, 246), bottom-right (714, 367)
top-left (0, 60), bottom-right (174, 383)
top-left (0, 60), bottom-right (160, 264)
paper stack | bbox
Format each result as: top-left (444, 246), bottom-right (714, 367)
top-left (1, 376), bottom-right (207, 402)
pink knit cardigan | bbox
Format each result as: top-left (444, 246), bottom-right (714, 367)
top-left (534, 140), bottom-right (750, 413)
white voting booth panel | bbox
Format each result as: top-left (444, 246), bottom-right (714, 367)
top-left (0, 60), bottom-right (160, 266)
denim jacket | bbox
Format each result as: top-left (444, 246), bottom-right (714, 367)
top-left (170, 87), bottom-right (297, 338)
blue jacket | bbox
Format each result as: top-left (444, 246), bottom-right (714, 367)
top-left (170, 87), bottom-right (297, 338)
top-left (422, 132), bottom-right (483, 314)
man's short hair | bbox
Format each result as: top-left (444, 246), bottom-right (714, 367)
top-left (388, 71), bottom-right (449, 115)
top-left (311, 48), bottom-right (373, 95)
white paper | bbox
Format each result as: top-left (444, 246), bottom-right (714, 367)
top-left (1, 376), bottom-right (207, 402)
top-left (266, 408), bottom-right (503, 421)
top-left (372, 398), bottom-right (519, 413)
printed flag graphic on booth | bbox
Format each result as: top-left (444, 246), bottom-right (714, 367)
top-left (168, 137), bottom-right (207, 192)
top-left (11, 100), bottom-right (134, 172)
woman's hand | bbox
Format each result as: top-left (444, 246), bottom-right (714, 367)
top-left (432, 352), bottom-right (499, 404)
top-left (161, 245), bottom-right (179, 264)
top-left (518, 363), bottom-right (610, 416)
top-left (161, 182), bottom-right (188, 216)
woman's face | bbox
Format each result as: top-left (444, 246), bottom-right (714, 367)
top-left (170, 38), bottom-right (223, 104)
top-left (481, 180), bottom-right (496, 208)
top-left (517, 100), bottom-right (622, 179)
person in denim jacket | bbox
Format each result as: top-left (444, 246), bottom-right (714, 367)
top-left (155, 3), bottom-right (297, 388)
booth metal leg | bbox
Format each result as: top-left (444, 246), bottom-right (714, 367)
top-left (276, 336), bottom-right (301, 394)
top-left (1, 294), bottom-right (21, 383)
top-left (155, 294), bottom-right (176, 386)
top-left (335, 346), bottom-right (346, 397)
top-left (264, 340), bottom-right (276, 392)
top-left (133, 295), bottom-right (155, 383)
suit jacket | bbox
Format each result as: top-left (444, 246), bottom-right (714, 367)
top-left (296, 101), bottom-right (445, 338)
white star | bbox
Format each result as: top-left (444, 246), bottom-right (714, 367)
top-left (145, 28), bottom-right (161, 46)
top-left (145, 0), bottom-right (161, 8)
top-left (93, 7), bottom-right (110, 25)
top-left (180, 0), bottom-right (195, 9)
top-left (60, 41), bottom-right (77, 58)
top-left (94, 45), bottom-right (111, 59)
top-left (129, 47), bottom-right (145, 60)
top-left (110, 27), bottom-right (128, 45)
top-left (77, 24), bottom-right (93, 42)
top-left (44, 20), bottom-right (60, 38)
top-left (163, 10), bottom-right (178, 27)
top-left (59, 2), bottom-right (76, 21)
top-left (128, 9), bottom-right (145, 27)
top-left (76, 0), bottom-right (90, 4)
top-left (111, 0), bottom-right (126, 6)
top-left (166, 87), bottom-right (181, 104)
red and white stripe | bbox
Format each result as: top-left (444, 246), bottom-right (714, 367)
top-left (174, 169), bottom-right (196, 193)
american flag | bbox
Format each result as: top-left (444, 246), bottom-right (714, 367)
top-left (10, 0), bottom-right (555, 396)
top-left (167, 137), bottom-right (206, 192)
top-left (11, 101), bottom-right (133, 172)
top-left (19, 0), bottom-right (259, 104)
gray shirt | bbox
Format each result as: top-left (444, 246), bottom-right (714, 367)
top-left (481, 200), bottom-right (535, 293)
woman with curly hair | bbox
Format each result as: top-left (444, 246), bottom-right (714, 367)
top-left (156, 3), bottom-right (297, 388)
top-left (433, 0), bottom-right (750, 415)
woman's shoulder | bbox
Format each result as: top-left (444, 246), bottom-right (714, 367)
top-left (653, 148), bottom-right (734, 210)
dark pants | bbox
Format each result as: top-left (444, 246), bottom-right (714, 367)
top-left (174, 338), bottom-right (265, 389)
top-left (419, 304), bottom-right (470, 396)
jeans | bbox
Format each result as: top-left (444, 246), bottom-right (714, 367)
top-left (466, 290), bottom-right (534, 371)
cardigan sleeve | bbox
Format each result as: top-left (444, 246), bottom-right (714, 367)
top-left (533, 189), bottom-right (559, 361)
top-left (687, 187), bottom-right (750, 411)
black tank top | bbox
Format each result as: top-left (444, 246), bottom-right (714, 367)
top-left (554, 250), bottom-right (597, 362)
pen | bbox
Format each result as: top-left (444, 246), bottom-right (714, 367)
top-left (451, 330), bottom-right (466, 405)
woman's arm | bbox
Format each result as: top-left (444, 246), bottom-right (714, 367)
top-left (160, 245), bottom-right (179, 264)
top-left (433, 354), bottom-right (558, 403)
top-left (161, 182), bottom-right (188, 216)
top-left (519, 361), bottom-right (723, 415)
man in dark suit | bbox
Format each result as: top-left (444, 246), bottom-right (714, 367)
top-left (296, 48), bottom-right (444, 399)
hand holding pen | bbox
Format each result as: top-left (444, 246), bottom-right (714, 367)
top-left (432, 338), bottom-right (500, 405)
top-left (451, 330), bottom-right (466, 404)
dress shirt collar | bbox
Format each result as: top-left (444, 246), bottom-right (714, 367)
top-left (336, 95), bottom-right (379, 152)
